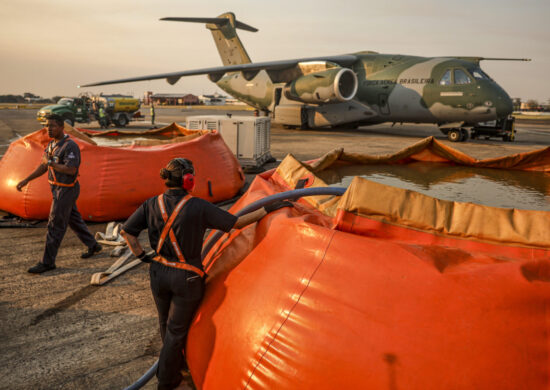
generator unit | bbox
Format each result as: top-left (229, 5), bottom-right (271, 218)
top-left (185, 115), bottom-right (272, 168)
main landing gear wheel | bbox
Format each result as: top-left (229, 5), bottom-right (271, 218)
top-left (63, 117), bottom-right (74, 127)
top-left (448, 129), bottom-right (462, 142)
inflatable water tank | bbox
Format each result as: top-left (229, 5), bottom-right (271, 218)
top-left (0, 123), bottom-right (244, 221)
top-left (188, 138), bottom-right (550, 390)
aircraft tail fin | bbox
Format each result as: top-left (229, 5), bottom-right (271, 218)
top-left (161, 12), bottom-right (256, 66)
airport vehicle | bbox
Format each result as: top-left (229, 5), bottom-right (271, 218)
top-left (94, 95), bottom-right (141, 127)
top-left (470, 117), bottom-right (515, 142)
top-left (80, 12), bottom-right (529, 142)
top-left (37, 95), bottom-right (141, 127)
top-left (37, 96), bottom-right (93, 126)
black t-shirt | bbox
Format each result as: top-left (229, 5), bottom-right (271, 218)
top-left (123, 188), bottom-right (237, 269)
top-left (44, 135), bottom-right (80, 186)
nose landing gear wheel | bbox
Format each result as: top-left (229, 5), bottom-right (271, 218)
top-left (503, 133), bottom-right (515, 142)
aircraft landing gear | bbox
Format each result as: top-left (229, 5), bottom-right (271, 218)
top-left (502, 132), bottom-right (515, 142)
top-left (460, 128), bottom-right (468, 141)
top-left (470, 116), bottom-right (515, 142)
top-left (444, 128), bottom-right (469, 142)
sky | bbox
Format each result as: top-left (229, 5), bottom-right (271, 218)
top-left (1, 0), bottom-right (549, 102)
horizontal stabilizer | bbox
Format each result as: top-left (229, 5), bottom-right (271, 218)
top-left (160, 17), bottom-right (258, 32)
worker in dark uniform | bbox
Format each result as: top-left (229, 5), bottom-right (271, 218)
top-left (121, 158), bottom-right (290, 390)
top-left (17, 114), bottom-right (102, 274)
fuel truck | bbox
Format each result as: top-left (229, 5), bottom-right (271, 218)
top-left (37, 95), bottom-right (141, 127)
top-left (94, 95), bottom-right (141, 127)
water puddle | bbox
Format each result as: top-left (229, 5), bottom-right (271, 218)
top-left (316, 162), bottom-right (550, 211)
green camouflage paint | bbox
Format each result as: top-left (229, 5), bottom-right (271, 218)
top-left (81, 12), bottom-right (517, 129)
top-left (208, 21), bottom-right (513, 126)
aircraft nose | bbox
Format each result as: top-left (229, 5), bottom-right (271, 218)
top-left (494, 88), bottom-right (513, 118)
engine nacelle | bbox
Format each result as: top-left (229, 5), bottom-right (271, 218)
top-left (284, 67), bottom-right (358, 104)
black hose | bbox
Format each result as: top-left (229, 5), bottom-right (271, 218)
top-left (123, 361), bottom-right (158, 390)
top-left (201, 187), bottom-right (347, 262)
top-left (124, 186), bottom-right (346, 389)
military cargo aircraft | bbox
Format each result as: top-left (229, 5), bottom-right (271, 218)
top-left (80, 12), bottom-right (530, 142)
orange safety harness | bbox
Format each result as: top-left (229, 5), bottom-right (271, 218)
top-left (153, 194), bottom-right (205, 277)
top-left (47, 136), bottom-right (78, 187)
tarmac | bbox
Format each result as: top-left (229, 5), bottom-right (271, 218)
top-left (0, 107), bottom-right (548, 390)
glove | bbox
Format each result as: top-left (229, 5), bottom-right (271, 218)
top-left (137, 251), bottom-right (155, 263)
top-left (264, 200), bottom-right (293, 213)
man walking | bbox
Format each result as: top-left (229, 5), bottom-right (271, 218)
top-left (17, 114), bottom-right (102, 273)
top-left (121, 158), bottom-right (290, 389)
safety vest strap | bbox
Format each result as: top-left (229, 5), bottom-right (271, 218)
top-left (153, 255), bottom-right (205, 278)
top-left (155, 194), bottom-right (201, 275)
top-left (48, 170), bottom-right (78, 187)
top-left (47, 136), bottom-right (78, 187)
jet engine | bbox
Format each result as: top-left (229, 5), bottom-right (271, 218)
top-left (284, 67), bottom-right (358, 104)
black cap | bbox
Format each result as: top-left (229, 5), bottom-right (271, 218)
top-left (167, 158), bottom-right (194, 175)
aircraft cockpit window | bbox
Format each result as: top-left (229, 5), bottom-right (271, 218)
top-left (454, 69), bottom-right (472, 85)
top-left (470, 68), bottom-right (492, 80)
top-left (439, 70), bottom-right (452, 86)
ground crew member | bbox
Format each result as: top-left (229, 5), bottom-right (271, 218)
top-left (150, 102), bottom-right (156, 126)
top-left (98, 105), bottom-right (108, 128)
top-left (17, 114), bottom-right (102, 274)
top-left (121, 158), bottom-right (290, 390)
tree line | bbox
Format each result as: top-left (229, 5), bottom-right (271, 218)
top-left (0, 93), bottom-right (62, 104)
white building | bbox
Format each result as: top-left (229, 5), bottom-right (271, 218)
top-left (199, 92), bottom-right (226, 105)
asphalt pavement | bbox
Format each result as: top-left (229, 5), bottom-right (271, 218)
top-left (0, 107), bottom-right (548, 390)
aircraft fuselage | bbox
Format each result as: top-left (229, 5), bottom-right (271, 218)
top-left (215, 53), bottom-right (513, 128)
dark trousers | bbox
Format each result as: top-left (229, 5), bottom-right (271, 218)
top-left (149, 262), bottom-right (204, 390)
top-left (42, 183), bottom-right (97, 266)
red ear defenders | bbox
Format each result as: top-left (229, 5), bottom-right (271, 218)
top-left (182, 172), bottom-right (195, 191)
top-left (174, 158), bottom-right (195, 191)
top-left (160, 158), bottom-right (195, 191)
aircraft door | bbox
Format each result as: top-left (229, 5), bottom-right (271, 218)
top-left (378, 94), bottom-right (390, 115)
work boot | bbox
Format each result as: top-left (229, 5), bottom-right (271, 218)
top-left (173, 374), bottom-right (194, 390)
top-left (81, 243), bottom-right (102, 259)
top-left (173, 382), bottom-right (194, 390)
top-left (28, 262), bottom-right (56, 274)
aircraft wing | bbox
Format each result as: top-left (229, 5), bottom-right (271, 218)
top-left (78, 55), bottom-right (359, 87)
top-left (454, 57), bottom-right (531, 64)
